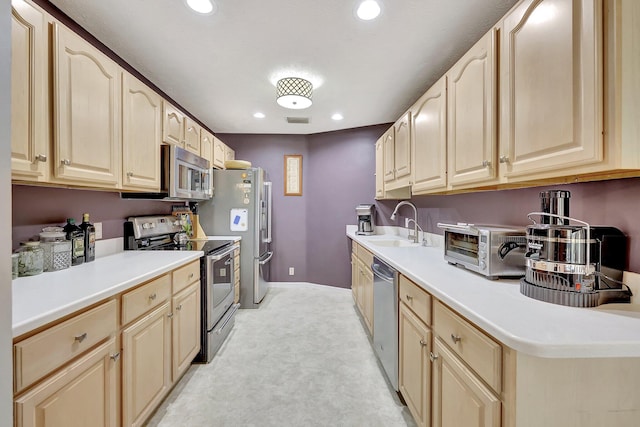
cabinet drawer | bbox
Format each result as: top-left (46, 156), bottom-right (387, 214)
top-left (433, 300), bottom-right (502, 393)
top-left (172, 260), bottom-right (200, 294)
top-left (14, 299), bottom-right (117, 393)
top-left (122, 273), bottom-right (171, 325)
top-left (399, 275), bottom-right (431, 326)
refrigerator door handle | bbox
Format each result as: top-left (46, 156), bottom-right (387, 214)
top-left (259, 251), bottom-right (274, 265)
top-left (264, 182), bottom-right (272, 243)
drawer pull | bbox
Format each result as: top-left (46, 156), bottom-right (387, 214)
top-left (429, 352), bottom-right (439, 362)
top-left (149, 293), bottom-right (157, 301)
top-left (110, 352), bottom-right (121, 362)
top-left (451, 334), bottom-right (462, 344)
top-left (419, 339), bottom-right (428, 347)
top-left (188, 273), bottom-right (194, 279)
top-left (176, 304), bottom-right (183, 311)
top-left (405, 294), bottom-right (413, 301)
top-left (74, 332), bottom-right (87, 343)
top-left (167, 312), bottom-right (174, 319)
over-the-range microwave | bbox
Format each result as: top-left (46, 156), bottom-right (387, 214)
top-left (436, 222), bottom-right (526, 279)
top-left (121, 145), bottom-right (212, 202)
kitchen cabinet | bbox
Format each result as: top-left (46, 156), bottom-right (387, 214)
top-left (52, 23), bottom-right (121, 187)
top-left (212, 136), bottom-right (226, 169)
top-left (162, 101), bottom-right (185, 148)
top-left (351, 243), bottom-right (373, 335)
top-left (447, 28), bottom-right (498, 188)
top-left (11, 0), bottom-right (49, 182)
top-left (499, 0), bottom-right (602, 180)
top-left (184, 117), bottom-right (201, 155)
top-left (171, 260), bottom-right (201, 381)
top-left (375, 137), bottom-right (385, 199)
top-left (411, 75), bottom-right (447, 194)
top-left (122, 72), bottom-right (162, 191)
top-left (225, 144), bottom-right (235, 163)
top-left (200, 129), bottom-right (214, 165)
top-left (384, 114), bottom-right (412, 191)
top-left (14, 338), bottom-right (119, 427)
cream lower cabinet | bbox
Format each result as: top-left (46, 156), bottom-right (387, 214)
top-left (14, 337), bottom-right (119, 427)
top-left (122, 72), bottom-right (162, 191)
top-left (171, 284), bottom-right (200, 381)
top-left (351, 243), bottom-right (373, 335)
top-left (11, 0), bottom-right (49, 182)
top-left (122, 302), bottom-right (172, 427)
top-left (431, 338), bottom-right (501, 427)
top-left (52, 23), bottom-right (121, 187)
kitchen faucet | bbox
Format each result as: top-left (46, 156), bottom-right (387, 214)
top-left (390, 201), bottom-right (421, 243)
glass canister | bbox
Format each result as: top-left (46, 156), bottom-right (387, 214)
top-left (11, 253), bottom-right (19, 279)
top-left (40, 228), bottom-right (72, 272)
top-left (17, 242), bottom-right (44, 276)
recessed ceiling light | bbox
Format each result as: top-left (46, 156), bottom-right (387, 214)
top-left (253, 112), bottom-right (265, 119)
top-left (332, 113), bottom-right (344, 121)
top-left (356, 0), bottom-right (381, 21)
top-left (185, 0), bottom-right (216, 15)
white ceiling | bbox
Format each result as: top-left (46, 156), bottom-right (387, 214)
top-left (47, 0), bottom-right (519, 135)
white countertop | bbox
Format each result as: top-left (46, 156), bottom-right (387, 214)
top-left (348, 226), bottom-right (640, 358)
top-left (12, 250), bottom-right (203, 338)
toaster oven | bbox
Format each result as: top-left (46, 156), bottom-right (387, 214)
top-left (437, 223), bottom-right (527, 279)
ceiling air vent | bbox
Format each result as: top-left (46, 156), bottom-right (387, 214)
top-left (286, 117), bottom-right (310, 124)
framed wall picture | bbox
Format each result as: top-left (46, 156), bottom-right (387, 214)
top-left (284, 154), bottom-right (302, 196)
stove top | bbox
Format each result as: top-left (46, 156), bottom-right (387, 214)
top-left (130, 239), bottom-right (235, 255)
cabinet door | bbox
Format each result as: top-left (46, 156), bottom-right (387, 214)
top-left (500, 0), bottom-right (602, 179)
top-left (14, 338), bottom-right (119, 427)
top-left (162, 102), bottom-right (185, 147)
top-left (351, 251), bottom-right (358, 304)
top-left (225, 145), bottom-right (235, 162)
top-left (200, 129), bottom-right (213, 165)
top-left (361, 260), bottom-right (374, 335)
top-left (399, 303), bottom-right (431, 427)
top-left (122, 302), bottom-right (171, 427)
top-left (432, 338), bottom-right (501, 427)
top-left (184, 117), bottom-right (201, 155)
top-left (52, 23), bottom-right (120, 187)
top-left (447, 29), bottom-right (497, 187)
top-left (11, 0), bottom-right (49, 182)
top-left (122, 72), bottom-right (161, 190)
top-left (394, 112), bottom-right (411, 180)
top-left (375, 137), bottom-right (385, 199)
top-left (172, 283), bottom-right (201, 382)
top-left (383, 127), bottom-right (395, 182)
top-left (212, 136), bottom-right (225, 169)
top-left (412, 75), bottom-right (447, 194)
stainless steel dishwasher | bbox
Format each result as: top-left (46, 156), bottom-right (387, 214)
top-left (371, 256), bottom-right (399, 391)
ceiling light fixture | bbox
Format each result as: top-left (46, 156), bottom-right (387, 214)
top-left (356, 0), bottom-right (381, 20)
top-left (253, 112), bottom-right (265, 119)
top-left (332, 113), bottom-right (344, 121)
top-left (185, 0), bottom-right (216, 15)
top-left (276, 77), bottom-right (313, 110)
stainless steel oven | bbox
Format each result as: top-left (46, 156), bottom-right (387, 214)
top-left (198, 242), bottom-right (240, 363)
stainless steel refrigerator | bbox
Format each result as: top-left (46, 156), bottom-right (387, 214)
top-left (198, 168), bottom-right (272, 308)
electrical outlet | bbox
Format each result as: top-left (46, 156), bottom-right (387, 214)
top-left (94, 222), bottom-right (103, 240)
top-left (289, 267), bottom-right (295, 276)
top-left (405, 218), bottom-right (410, 228)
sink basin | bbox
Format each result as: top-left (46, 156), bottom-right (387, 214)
top-left (367, 239), bottom-right (419, 248)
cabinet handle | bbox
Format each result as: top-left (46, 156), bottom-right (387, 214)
top-left (61, 159), bottom-right (71, 166)
top-left (419, 339), bottom-right (428, 347)
top-left (188, 272), bottom-right (194, 279)
top-left (74, 332), bottom-right (87, 343)
top-left (499, 155), bottom-right (509, 164)
top-left (167, 312), bottom-right (174, 318)
top-left (35, 154), bottom-right (47, 162)
top-left (149, 293), bottom-right (157, 301)
top-left (110, 352), bottom-right (121, 362)
top-left (405, 294), bottom-right (413, 301)
top-left (429, 352), bottom-right (439, 363)
top-left (451, 334), bottom-right (462, 344)
top-left (176, 304), bottom-right (183, 311)
top-left (126, 171), bottom-right (133, 177)
top-left (482, 160), bottom-right (491, 168)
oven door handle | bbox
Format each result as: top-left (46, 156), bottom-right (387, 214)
top-left (214, 303), bottom-right (240, 335)
top-left (207, 244), bottom-right (240, 261)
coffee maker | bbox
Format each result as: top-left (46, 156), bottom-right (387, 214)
top-left (356, 204), bottom-right (375, 235)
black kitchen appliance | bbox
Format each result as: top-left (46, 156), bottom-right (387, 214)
top-left (520, 191), bottom-right (631, 307)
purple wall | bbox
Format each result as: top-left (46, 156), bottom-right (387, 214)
top-left (216, 134), bottom-right (309, 282)
top-left (12, 185), bottom-right (174, 250)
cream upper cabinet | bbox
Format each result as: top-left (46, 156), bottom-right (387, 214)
top-left (122, 72), bottom-right (161, 191)
top-left (52, 23), bottom-right (121, 187)
top-left (212, 136), bottom-right (226, 169)
top-left (162, 101), bottom-right (185, 148)
top-left (225, 144), bottom-right (235, 162)
top-left (447, 28), bottom-right (498, 188)
top-left (200, 129), bottom-right (214, 165)
top-left (382, 126), bottom-right (395, 182)
top-left (411, 75), bottom-right (448, 194)
top-left (171, 282), bottom-right (201, 382)
top-left (431, 338), bottom-right (501, 427)
top-left (184, 117), bottom-right (201, 155)
top-left (499, 0), bottom-right (602, 180)
top-left (375, 137), bottom-right (385, 199)
top-left (394, 112), bottom-right (412, 182)
top-left (11, 0), bottom-right (49, 182)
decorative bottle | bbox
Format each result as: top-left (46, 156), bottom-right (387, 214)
top-left (63, 218), bottom-right (84, 266)
top-left (80, 213), bottom-right (96, 262)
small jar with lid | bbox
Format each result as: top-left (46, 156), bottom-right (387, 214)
top-left (40, 227), bottom-right (72, 272)
top-left (16, 242), bottom-right (44, 277)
